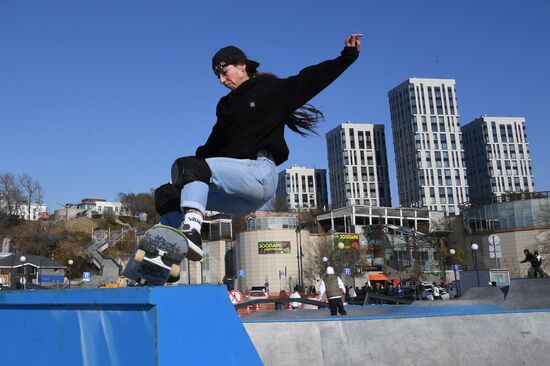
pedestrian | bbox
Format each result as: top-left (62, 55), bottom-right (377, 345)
top-left (289, 288), bottom-right (301, 310)
top-left (153, 34), bottom-right (363, 262)
top-left (533, 251), bottom-right (548, 278)
top-left (318, 266), bottom-right (347, 316)
top-left (348, 286), bottom-right (357, 305)
top-left (415, 282), bottom-right (424, 300)
top-left (520, 249), bottom-right (540, 278)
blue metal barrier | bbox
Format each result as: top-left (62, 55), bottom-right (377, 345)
top-left (0, 285), bottom-right (262, 365)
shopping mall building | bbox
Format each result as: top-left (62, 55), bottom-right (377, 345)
top-left (190, 207), bottom-right (444, 292)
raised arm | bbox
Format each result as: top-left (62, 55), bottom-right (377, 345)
top-left (279, 34), bottom-right (363, 112)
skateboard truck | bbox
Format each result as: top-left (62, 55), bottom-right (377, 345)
top-left (134, 248), bottom-right (181, 279)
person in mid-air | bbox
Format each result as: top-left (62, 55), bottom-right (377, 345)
top-left (155, 34), bottom-right (363, 260)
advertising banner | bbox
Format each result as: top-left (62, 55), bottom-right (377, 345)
top-left (332, 233), bottom-right (360, 250)
top-left (258, 241), bottom-right (291, 255)
top-left (38, 275), bottom-right (64, 283)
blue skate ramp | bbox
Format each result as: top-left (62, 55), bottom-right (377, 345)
top-left (0, 285), bottom-right (262, 366)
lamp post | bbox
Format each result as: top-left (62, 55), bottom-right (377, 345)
top-left (337, 241), bottom-right (345, 271)
top-left (295, 224), bottom-right (303, 288)
top-left (19, 256), bottom-right (26, 290)
top-left (471, 243), bottom-right (480, 287)
top-left (67, 259), bottom-right (74, 288)
top-left (449, 249), bottom-right (461, 297)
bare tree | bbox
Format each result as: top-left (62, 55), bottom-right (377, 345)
top-left (0, 173), bottom-right (23, 216)
top-left (302, 234), bottom-right (363, 285)
top-left (18, 173), bottom-right (44, 220)
top-left (117, 191), bottom-right (158, 223)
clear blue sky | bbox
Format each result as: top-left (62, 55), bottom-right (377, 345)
top-left (1, 0), bottom-right (549, 213)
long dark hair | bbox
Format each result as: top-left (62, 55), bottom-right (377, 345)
top-left (253, 71), bottom-right (324, 136)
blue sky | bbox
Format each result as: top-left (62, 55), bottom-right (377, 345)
top-left (1, 0), bottom-right (549, 213)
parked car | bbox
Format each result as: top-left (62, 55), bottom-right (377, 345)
top-left (401, 285), bottom-right (417, 300)
top-left (422, 283), bottom-right (434, 300)
top-left (248, 286), bottom-right (269, 299)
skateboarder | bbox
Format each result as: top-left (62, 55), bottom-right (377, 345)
top-left (520, 249), bottom-right (540, 278)
top-left (155, 34), bottom-right (363, 259)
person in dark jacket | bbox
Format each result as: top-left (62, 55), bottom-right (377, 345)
top-left (520, 249), bottom-right (540, 278)
top-left (155, 34), bottom-right (362, 260)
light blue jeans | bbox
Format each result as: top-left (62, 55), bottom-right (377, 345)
top-left (161, 156), bottom-right (278, 227)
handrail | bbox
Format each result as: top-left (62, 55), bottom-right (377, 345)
top-left (363, 293), bottom-right (414, 305)
top-left (235, 297), bottom-right (328, 309)
top-left (234, 293), bottom-right (413, 311)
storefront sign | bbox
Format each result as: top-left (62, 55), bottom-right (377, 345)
top-left (333, 233), bottom-right (360, 250)
top-left (258, 241), bottom-right (291, 255)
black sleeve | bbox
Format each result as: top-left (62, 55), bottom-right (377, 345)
top-left (196, 105), bottom-right (223, 158)
top-left (278, 46), bottom-right (359, 112)
top-left (196, 126), bottom-right (221, 158)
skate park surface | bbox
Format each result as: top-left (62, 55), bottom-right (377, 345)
top-left (242, 277), bottom-right (550, 366)
top-left (1, 278), bottom-right (549, 365)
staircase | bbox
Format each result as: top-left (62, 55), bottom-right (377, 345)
top-left (85, 227), bottom-right (132, 285)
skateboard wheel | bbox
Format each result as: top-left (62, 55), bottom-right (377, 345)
top-left (169, 264), bottom-right (180, 278)
top-left (134, 249), bottom-right (146, 263)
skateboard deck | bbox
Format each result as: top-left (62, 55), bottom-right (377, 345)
top-left (122, 224), bottom-right (189, 286)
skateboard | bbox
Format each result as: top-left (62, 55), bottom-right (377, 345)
top-left (123, 224), bottom-right (190, 286)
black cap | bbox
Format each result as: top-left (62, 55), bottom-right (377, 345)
top-left (212, 46), bottom-right (260, 75)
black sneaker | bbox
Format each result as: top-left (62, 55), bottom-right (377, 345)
top-left (180, 224), bottom-right (204, 261)
top-left (167, 274), bottom-right (180, 283)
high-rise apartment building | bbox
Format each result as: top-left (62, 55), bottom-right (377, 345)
top-left (325, 122), bottom-right (391, 209)
top-left (462, 116), bottom-right (534, 202)
top-left (388, 78), bottom-right (469, 213)
top-left (276, 166), bottom-right (328, 211)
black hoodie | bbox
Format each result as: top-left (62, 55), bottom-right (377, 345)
top-left (195, 46), bottom-right (359, 165)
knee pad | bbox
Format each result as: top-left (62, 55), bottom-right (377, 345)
top-left (154, 183), bottom-right (181, 216)
top-left (171, 156), bottom-right (212, 191)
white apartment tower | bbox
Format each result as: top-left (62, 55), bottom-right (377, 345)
top-left (325, 122), bottom-right (391, 209)
top-left (388, 78), bottom-right (469, 213)
top-left (462, 116), bottom-right (534, 202)
top-left (276, 166), bottom-right (328, 211)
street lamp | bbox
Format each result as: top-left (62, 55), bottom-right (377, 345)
top-left (337, 242), bottom-right (345, 272)
top-left (19, 256), bottom-right (26, 290)
top-left (295, 224), bottom-right (303, 288)
top-left (449, 249), bottom-right (461, 297)
top-left (471, 243), bottom-right (480, 287)
top-left (67, 259), bottom-right (74, 288)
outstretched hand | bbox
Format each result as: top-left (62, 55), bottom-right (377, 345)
top-left (345, 33), bottom-right (364, 51)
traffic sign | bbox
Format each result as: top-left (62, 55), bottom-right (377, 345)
top-left (488, 234), bottom-right (501, 246)
top-left (228, 290), bottom-right (243, 304)
top-left (237, 269), bottom-right (246, 278)
top-left (488, 234), bottom-right (502, 259)
top-left (82, 272), bottom-right (91, 282)
top-left (343, 267), bottom-right (352, 276)
top-left (452, 264), bottom-right (460, 271)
